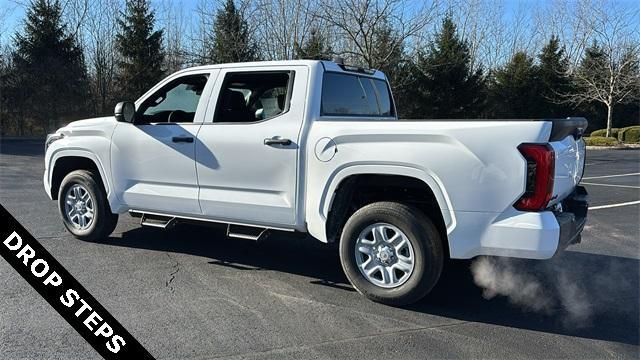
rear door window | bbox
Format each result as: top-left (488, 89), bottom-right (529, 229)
top-left (214, 71), bottom-right (292, 123)
top-left (321, 72), bottom-right (394, 117)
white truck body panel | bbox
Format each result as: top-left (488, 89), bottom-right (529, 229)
top-left (110, 68), bottom-right (217, 215)
top-left (110, 122), bottom-right (203, 215)
top-left (44, 59), bottom-right (587, 260)
top-left (195, 65), bottom-right (309, 227)
top-left (43, 117), bottom-right (120, 209)
top-left (550, 136), bottom-right (586, 205)
top-left (303, 119), bottom-right (562, 258)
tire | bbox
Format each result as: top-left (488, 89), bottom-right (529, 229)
top-left (339, 201), bottom-right (443, 306)
top-left (58, 170), bottom-right (118, 241)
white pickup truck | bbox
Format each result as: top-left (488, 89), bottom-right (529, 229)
top-left (44, 59), bottom-right (588, 305)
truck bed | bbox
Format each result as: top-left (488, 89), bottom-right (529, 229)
top-left (397, 118), bottom-right (587, 141)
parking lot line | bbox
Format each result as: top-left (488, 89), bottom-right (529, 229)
top-left (589, 200), bottom-right (640, 210)
top-left (580, 182), bottom-right (640, 189)
top-left (583, 172), bottom-right (640, 180)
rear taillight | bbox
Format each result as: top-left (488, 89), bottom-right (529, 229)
top-left (514, 144), bottom-right (555, 211)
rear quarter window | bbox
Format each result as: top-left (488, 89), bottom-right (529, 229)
top-left (321, 72), bottom-right (394, 117)
top-left (373, 79), bottom-right (393, 116)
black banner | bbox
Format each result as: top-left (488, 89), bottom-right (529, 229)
top-left (0, 204), bottom-right (154, 359)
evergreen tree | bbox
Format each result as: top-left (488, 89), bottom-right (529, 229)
top-left (116, 0), bottom-right (165, 101)
top-left (410, 15), bottom-right (485, 118)
top-left (370, 23), bottom-right (411, 117)
top-left (488, 51), bottom-right (541, 118)
top-left (537, 35), bottom-right (573, 118)
top-left (6, 0), bottom-right (88, 134)
top-left (294, 28), bottom-right (332, 60)
top-left (371, 23), bottom-right (404, 73)
top-left (204, 0), bottom-right (258, 64)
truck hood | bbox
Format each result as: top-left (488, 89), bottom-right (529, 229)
top-left (56, 116), bottom-right (118, 138)
top-left (63, 116), bottom-right (116, 129)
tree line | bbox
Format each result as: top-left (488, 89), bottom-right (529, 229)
top-left (0, 0), bottom-right (638, 137)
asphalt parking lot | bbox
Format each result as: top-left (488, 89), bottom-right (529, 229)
top-left (1, 139), bottom-right (638, 359)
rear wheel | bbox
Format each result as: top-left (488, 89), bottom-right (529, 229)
top-left (58, 170), bottom-right (118, 241)
top-left (339, 202), bottom-right (443, 305)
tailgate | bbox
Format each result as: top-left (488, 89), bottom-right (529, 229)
top-left (547, 118), bottom-right (588, 205)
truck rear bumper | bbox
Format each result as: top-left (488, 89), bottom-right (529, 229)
top-left (447, 186), bottom-right (588, 259)
top-left (554, 185), bottom-right (588, 254)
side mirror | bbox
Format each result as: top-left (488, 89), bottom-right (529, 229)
top-left (114, 101), bottom-right (136, 123)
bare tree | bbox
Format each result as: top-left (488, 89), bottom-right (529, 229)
top-left (0, 4), bottom-right (11, 41)
top-left (318, 0), bottom-right (438, 68)
top-left (506, 2), bottom-right (540, 59)
top-left (448, 0), bottom-right (511, 71)
top-left (159, 0), bottom-right (188, 72)
top-left (83, 0), bottom-right (121, 115)
top-left (59, 0), bottom-right (89, 41)
top-left (250, 0), bottom-right (321, 60)
top-left (473, 0), bottom-right (511, 70)
top-left (445, 0), bottom-right (543, 70)
top-left (448, 0), bottom-right (487, 71)
top-left (562, 1), bottom-right (640, 137)
top-left (189, 0), bottom-right (213, 64)
top-left (533, 0), bottom-right (599, 69)
top-left (188, 0), bottom-right (217, 64)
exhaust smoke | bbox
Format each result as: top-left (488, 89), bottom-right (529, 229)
top-left (470, 255), bottom-right (631, 327)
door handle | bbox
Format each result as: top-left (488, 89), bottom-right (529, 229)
top-left (172, 136), bottom-right (194, 143)
top-left (264, 137), bottom-right (292, 146)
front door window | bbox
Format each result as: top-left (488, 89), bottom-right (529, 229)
top-left (137, 75), bottom-right (209, 123)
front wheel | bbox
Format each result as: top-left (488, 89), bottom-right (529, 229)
top-left (339, 202), bottom-right (444, 306)
top-left (58, 170), bottom-right (118, 241)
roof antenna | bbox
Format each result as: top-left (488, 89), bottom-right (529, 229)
top-left (333, 57), bottom-right (344, 65)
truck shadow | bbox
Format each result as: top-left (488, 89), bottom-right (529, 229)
top-left (98, 223), bottom-right (638, 347)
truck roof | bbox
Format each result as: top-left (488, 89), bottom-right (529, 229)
top-left (176, 59), bottom-right (387, 80)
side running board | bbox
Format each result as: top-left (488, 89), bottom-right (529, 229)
top-left (139, 213), bottom-right (177, 229)
top-left (129, 210), bottom-right (274, 240)
top-left (226, 224), bottom-right (268, 241)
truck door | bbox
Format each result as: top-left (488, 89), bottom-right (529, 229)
top-left (195, 66), bottom-right (308, 227)
top-left (111, 71), bottom-right (217, 215)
